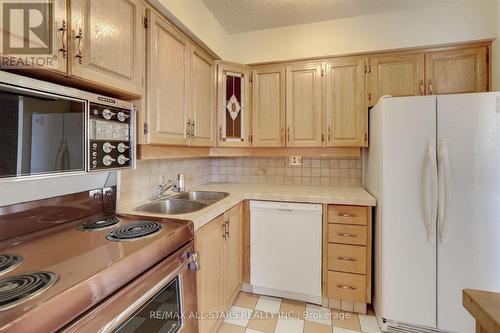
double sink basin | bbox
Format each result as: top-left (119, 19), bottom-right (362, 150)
top-left (135, 191), bottom-right (229, 215)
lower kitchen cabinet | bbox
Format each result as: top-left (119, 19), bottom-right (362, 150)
top-left (195, 202), bottom-right (243, 333)
top-left (325, 204), bottom-right (372, 314)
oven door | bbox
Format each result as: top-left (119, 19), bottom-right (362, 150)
top-left (0, 84), bottom-right (87, 178)
top-left (61, 242), bottom-right (199, 333)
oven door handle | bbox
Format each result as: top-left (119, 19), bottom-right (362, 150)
top-left (99, 253), bottom-right (198, 333)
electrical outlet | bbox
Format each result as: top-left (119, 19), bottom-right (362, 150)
top-left (288, 156), bottom-right (303, 166)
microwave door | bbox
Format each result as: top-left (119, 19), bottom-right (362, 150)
top-left (63, 113), bottom-right (84, 170)
top-left (30, 113), bottom-right (64, 173)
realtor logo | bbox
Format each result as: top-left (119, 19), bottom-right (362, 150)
top-left (3, 2), bottom-right (52, 54)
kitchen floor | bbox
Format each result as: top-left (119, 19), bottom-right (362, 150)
top-left (217, 292), bottom-right (381, 333)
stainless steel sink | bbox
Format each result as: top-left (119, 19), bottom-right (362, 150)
top-left (135, 191), bottom-right (229, 215)
top-left (172, 191), bottom-right (229, 204)
top-left (135, 199), bottom-right (208, 215)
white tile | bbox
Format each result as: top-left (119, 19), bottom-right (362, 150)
top-left (255, 295), bottom-right (282, 314)
top-left (333, 328), bottom-right (361, 333)
top-left (224, 306), bottom-right (253, 327)
top-left (305, 303), bottom-right (332, 325)
top-left (359, 314), bottom-right (382, 333)
top-left (275, 317), bottom-right (304, 333)
top-left (245, 329), bottom-right (265, 333)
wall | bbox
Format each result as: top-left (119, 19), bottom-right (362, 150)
top-left (225, 1), bottom-right (498, 64)
top-left (118, 158), bottom-right (213, 208)
top-left (212, 157), bottom-right (361, 186)
top-left (493, 0), bottom-right (500, 91)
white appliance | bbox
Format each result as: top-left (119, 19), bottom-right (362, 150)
top-left (250, 201), bottom-right (323, 304)
top-left (365, 93), bottom-right (500, 333)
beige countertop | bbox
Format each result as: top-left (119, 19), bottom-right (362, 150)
top-left (119, 182), bottom-right (376, 231)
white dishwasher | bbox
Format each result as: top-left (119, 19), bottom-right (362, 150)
top-left (250, 200), bottom-right (323, 304)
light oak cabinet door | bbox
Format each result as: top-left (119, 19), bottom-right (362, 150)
top-left (285, 63), bottom-right (323, 147)
top-left (425, 47), bottom-right (488, 95)
top-left (195, 215), bottom-right (224, 333)
top-left (369, 53), bottom-right (425, 103)
top-left (251, 66), bottom-right (286, 147)
top-left (147, 12), bottom-right (190, 145)
top-left (191, 46), bottom-right (216, 146)
top-left (70, 0), bottom-right (145, 96)
top-left (0, 0), bottom-right (68, 74)
top-left (324, 58), bottom-right (366, 147)
top-left (222, 203), bottom-right (243, 309)
top-left (217, 62), bottom-right (251, 147)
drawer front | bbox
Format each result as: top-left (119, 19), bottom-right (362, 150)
top-left (328, 224), bottom-right (367, 245)
top-left (328, 205), bottom-right (367, 225)
top-left (328, 244), bottom-right (366, 274)
top-left (328, 271), bottom-right (366, 303)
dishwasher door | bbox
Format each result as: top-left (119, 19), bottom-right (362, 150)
top-left (250, 200), bottom-right (323, 304)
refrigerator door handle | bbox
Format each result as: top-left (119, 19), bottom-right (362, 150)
top-left (426, 139), bottom-right (438, 240)
top-left (438, 139), bottom-right (452, 244)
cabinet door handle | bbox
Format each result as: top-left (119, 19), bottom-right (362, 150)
top-left (186, 119), bottom-right (192, 138)
top-left (336, 284), bottom-right (357, 290)
top-left (59, 20), bottom-right (67, 58)
top-left (328, 125), bottom-right (331, 142)
top-left (225, 219), bottom-right (230, 238)
top-left (222, 221), bottom-right (227, 240)
top-left (338, 213), bottom-right (356, 218)
top-left (75, 28), bottom-right (83, 64)
top-left (191, 120), bottom-right (195, 138)
top-left (337, 256), bottom-right (358, 261)
top-left (287, 126), bottom-right (290, 142)
top-left (428, 79), bottom-right (434, 95)
top-left (219, 125), bottom-right (223, 142)
top-left (280, 128), bottom-right (284, 144)
top-left (419, 80), bottom-right (424, 95)
top-left (337, 232), bottom-right (357, 238)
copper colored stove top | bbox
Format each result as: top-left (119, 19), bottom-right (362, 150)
top-left (0, 213), bottom-right (193, 332)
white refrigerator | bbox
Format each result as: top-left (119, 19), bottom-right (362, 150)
top-left (365, 93), bottom-right (500, 333)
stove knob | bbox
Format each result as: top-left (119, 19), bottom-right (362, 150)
top-left (92, 108), bottom-right (99, 116)
top-left (102, 142), bottom-right (116, 153)
top-left (103, 155), bottom-right (116, 166)
top-left (117, 111), bottom-right (130, 122)
top-left (117, 142), bottom-right (129, 153)
top-left (102, 108), bottom-right (116, 120)
top-left (117, 154), bottom-right (130, 165)
top-left (92, 143), bottom-right (98, 149)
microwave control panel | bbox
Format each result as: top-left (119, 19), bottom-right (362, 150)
top-left (88, 103), bottom-right (134, 171)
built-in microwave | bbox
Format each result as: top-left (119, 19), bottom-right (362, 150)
top-left (0, 72), bottom-right (135, 178)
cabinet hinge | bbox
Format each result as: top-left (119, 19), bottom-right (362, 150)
top-left (364, 65), bottom-right (367, 74)
top-left (321, 133), bottom-right (325, 142)
top-left (369, 64), bottom-right (372, 73)
top-left (365, 133), bottom-right (368, 142)
top-left (249, 73), bottom-right (253, 83)
top-left (143, 122), bottom-right (149, 134)
top-left (143, 17), bottom-right (149, 29)
top-left (321, 69), bottom-right (325, 77)
top-left (368, 92), bottom-right (372, 101)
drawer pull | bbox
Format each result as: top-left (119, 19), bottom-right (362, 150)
top-left (337, 256), bottom-right (358, 261)
top-left (336, 284), bottom-right (357, 290)
top-left (337, 232), bottom-right (357, 237)
top-left (338, 213), bottom-right (356, 217)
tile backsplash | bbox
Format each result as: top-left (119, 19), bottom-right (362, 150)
top-left (118, 156), bottom-right (362, 208)
top-left (211, 157), bottom-right (362, 186)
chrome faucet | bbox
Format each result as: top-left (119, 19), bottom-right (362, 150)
top-left (152, 174), bottom-right (185, 200)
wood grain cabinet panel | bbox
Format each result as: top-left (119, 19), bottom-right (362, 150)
top-left (425, 46), bottom-right (488, 95)
top-left (191, 46), bottom-right (216, 146)
top-left (285, 63), bottom-right (323, 147)
top-left (324, 58), bottom-right (367, 147)
top-left (195, 215), bottom-right (224, 333)
top-left (251, 66), bottom-right (286, 147)
top-left (369, 53), bottom-right (425, 103)
top-left (147, 12), bottom-right (190, 145)
top-left (328, 224), bottom-right (367, 246)
top-left (222, 203), bottom-right (243, 309)
top-left (328, 271), bottom-right (367, 303)
top-left (328, 243), bottom-right (367, 274)
top-left (70, 0), bottom-right (145, 95)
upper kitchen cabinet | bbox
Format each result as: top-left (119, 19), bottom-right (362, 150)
top-left (251, 65), bottom-right (286, 147)
top-left (424, 46), bottom-right (488, 95)
top-left (217, 62), bottom-right (251, 147)
top-left (191, 46), bottom-right (216, 146)
top-left (146, 11), bottom-right (190, 145)
top-left (286, 63), bottom-right (323, 147)
top-left (369, 53), bottom-right (425, 105)
top-left (324, 57), bottom-right (367, 147)
top-left (70, 0), bottom-right (145, 96)
top-left (0, 0), bottom-right (68, 74)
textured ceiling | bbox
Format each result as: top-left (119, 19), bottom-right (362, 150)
top-left (201, 0), bottom-right (456, 34)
